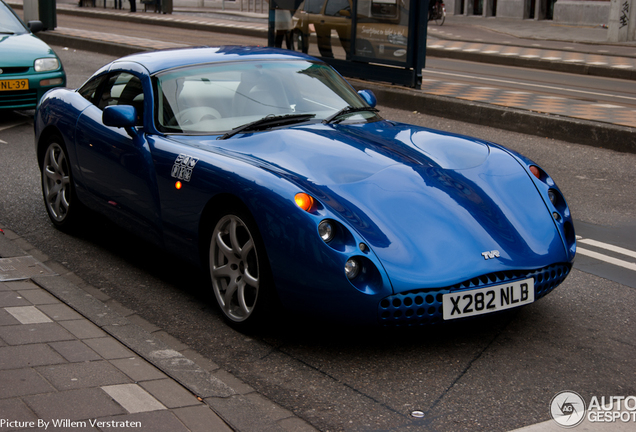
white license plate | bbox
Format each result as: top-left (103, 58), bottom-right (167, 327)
top-left (443, 278), bottom-right (535, 320)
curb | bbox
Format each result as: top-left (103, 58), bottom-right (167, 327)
top-left (40, 32), bottom-right (154, 57)
top-left (57, 6), bottom-right (268, 39)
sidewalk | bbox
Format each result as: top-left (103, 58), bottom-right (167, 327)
top-left (0, 226), bottom-right (316, 432)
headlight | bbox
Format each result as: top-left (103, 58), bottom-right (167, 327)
top-left (344, 258), bottom-right (360, 280)
top-left (34, 58), bottom-right (60, 72)
top-left (318, 220), bottom-right (334, 243)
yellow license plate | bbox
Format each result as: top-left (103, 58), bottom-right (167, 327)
top-left (0, 79), bottom-right (30, 91)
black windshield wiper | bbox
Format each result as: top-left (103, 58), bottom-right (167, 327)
top-left (322, 106), bottom-right (379, 124)
top-left (219, 113), bottom-right (316, 140)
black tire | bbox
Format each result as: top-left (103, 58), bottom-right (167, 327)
top-left (40, 135), bottom-right (84, 230)
top-left (206, 207), bottom-right (275, 330)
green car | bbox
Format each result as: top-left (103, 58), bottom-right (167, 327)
top-left (0, 0), bottom-right (66, 110)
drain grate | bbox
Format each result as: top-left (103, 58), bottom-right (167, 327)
top-left (0, 256), bottom-right (57, 281)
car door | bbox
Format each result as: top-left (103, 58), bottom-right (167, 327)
top-left (74, 70), bottom-right (162, 243)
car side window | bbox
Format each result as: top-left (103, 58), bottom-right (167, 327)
top-left (324, 0), bottom-right (350, 16)
top-left (96, 72), bottom-right (145, 126)
top-left (304, 0), bottom-right (323, 14)
top-left (79, 75), bottom-right (107, 104)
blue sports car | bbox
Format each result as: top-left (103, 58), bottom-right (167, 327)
top-left (34, 46), bottom-right (576, 328)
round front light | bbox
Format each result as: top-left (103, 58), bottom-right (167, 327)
top-left (318, 220), bottom-right (334, 243)
top-left (34, 58), bottom-right (60, 72)
top-left (344, 258), bottom-right (360, 280)
top-left (548, 189), bottom-right (558, 206)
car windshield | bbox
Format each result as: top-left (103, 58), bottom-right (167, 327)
top-left (0, 1), bottom-right (29, 35)
top-left (154, 59), bottom-right (377, 134)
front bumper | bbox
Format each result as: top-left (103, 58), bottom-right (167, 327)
top-left (0, 70), bottom-right (66, 109)
top-left (378, 263), bottom-right (572, 326)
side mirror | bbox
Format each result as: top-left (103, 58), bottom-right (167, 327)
top-left (339, 9), bottom-right (351, 17)
top-left (103, 105), bottom-right (139, 138)
top-left (27, 20), bottom-right (43, 34)
top-left (103, 105), bottom-right (137, 128)
top-left (358, 90), bottom-right (377, 108)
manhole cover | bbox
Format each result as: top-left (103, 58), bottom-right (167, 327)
top-left (0, 256), bottom-right (57, 281)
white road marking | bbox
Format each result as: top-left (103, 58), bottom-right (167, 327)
top-left (578, 237), bottom-right (636, 260)
top-left (576, 236), bottom-right (636, 271)
top-left (0, 122), bottom-right (27, 132)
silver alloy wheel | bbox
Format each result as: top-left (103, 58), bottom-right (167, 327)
top-left (210, 214), bottom-right (260, 322)
top-left (42, 142), bottom-right (71, 223)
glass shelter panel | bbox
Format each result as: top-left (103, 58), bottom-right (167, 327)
top-left (354, 0), bottom-right (410, 64)
top-left (270, 0), bottom-right (425, 88)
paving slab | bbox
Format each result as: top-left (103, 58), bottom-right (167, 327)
top-left (0, 368), bottom-right (56, 398)
top-left (0, 344), bottom-right (66, 370)
top-left (110, 356), bottom-right (169, 381)
top-left (83, 336), bottom-right (136, 359)
top-left (173, 405), bottom-right (235, 432)
top-left (0, 322), bottom-right (75, 345)
top-left (23, 388), bottom-right (127, 421)
top-left (58, 318), bottom-right (108, 339)
top-left (101, 383), bottom-right (167, 414)
top-left (49, 340), bottom-right (103, 362)
top-left (95, 410), bottom-right (191, 432)
top-left (139, 378), bottom-right (203, 409)
top-left (35, 360), bottom-right (131, 390)
top-left (4, 306), bottom-right (53, 324)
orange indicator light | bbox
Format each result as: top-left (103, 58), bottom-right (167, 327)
top-left (294, 193), bottom-right (314, 212)
top-left (175, 181), bottom-right (182, 190)
top-left (529, 166), bottom-right (541, 179)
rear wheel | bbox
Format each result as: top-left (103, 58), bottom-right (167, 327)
top-left (41, 136), bottom-right (83, 230)
top-left (208, 209), bottom-right (273, 329)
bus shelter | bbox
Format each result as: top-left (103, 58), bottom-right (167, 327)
top-left (268, 0), bottom-right (427, 88)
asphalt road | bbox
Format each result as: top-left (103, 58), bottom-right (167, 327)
top-left (1, 46), bottom-right (635, 432)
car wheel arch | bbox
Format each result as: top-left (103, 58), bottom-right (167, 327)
top-left (37, 126), bottom-right (66, 168)
top-left (197, 193), bottom-right (251, 262)
top-left (198, 193), bottom-right (280, 329)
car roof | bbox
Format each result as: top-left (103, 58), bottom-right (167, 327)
top-left (111, 46), bottom-right (319, 75)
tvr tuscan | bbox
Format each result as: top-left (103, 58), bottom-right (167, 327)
top-left (34, 46), bottom-right (576, 328)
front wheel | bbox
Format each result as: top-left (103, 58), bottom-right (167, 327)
top-left (41, 136), bottom-right (84, 230)
top-left (208, 210), bottom-right (273, 329)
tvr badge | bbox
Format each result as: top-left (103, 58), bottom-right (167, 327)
top-left (481, 250), bottom-right (500, 260)
top-left (171, 153), bottom-right (199, 182)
